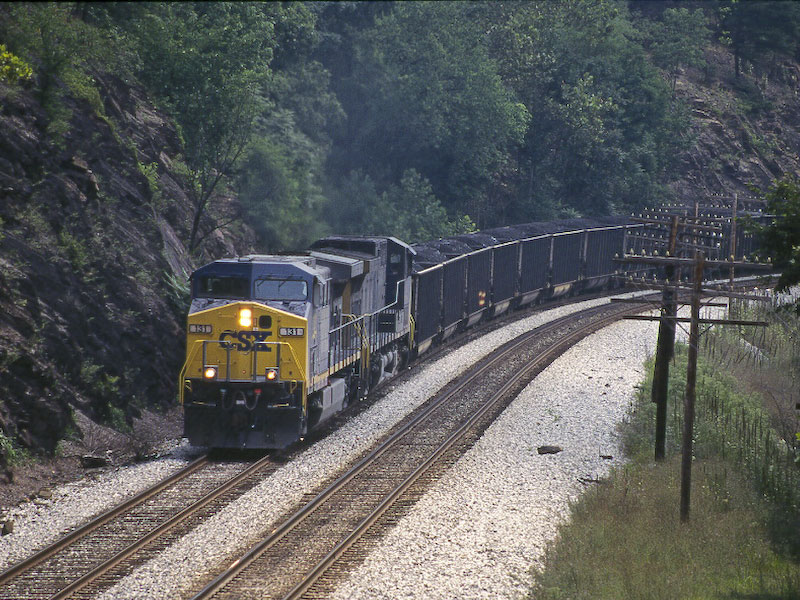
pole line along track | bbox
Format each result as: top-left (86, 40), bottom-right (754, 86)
top-left (192, 299), bottom-right (653, 600)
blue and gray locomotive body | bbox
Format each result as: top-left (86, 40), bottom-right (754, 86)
top-left (181, 236), bottom-right (415, 449)
top-left (180, 220), bottom-right (652, 449)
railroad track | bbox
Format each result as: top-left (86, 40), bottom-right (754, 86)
top-left (0, 453), bottom-right (279, 600)
top-left (1, 280), bottom-right (765, 599)
top-left (0, 290), bottom-right (630, 600)
top-left (189, 300), bottom-right (646, 600)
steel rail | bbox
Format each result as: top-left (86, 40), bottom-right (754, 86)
top-left (281, 307), bottom-right (631, 600)
top-left (192, 301), bottom-right (644, 600)
top-left (0, 455), bottom-right (208, 586)
top-left (51, 453), bottom-right (276, 600)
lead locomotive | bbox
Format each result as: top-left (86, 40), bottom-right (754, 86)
top-left (180, 236), bottom-right (414, 448)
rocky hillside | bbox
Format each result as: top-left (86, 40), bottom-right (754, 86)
top-left (0, 74), bottom-right (254, 469)
top-left (672, 46), bottom-right (800, 202)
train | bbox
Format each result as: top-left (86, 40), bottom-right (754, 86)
top-left (179, 215), bottom-right (763, 449)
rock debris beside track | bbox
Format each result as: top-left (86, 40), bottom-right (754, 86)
top-left (1, 292), bottom-right (658, 599)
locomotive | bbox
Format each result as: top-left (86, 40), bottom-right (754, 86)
top-left (180, 217), bottom-right (762, 449)
top-left (181, 236), bottom-right (415, 448)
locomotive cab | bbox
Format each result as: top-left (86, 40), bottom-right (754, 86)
top-left (181, 256), bottom-right (329, 449)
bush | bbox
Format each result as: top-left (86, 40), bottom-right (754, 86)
top-left (0, 43), bottom-right (33, 84)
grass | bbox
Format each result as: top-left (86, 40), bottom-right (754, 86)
top-left (529, 302), bottom-right (800, 599)
top-left (531, 457), bottom-right (799, 600)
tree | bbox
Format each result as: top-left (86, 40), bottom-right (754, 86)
top-left (647, 7), bottom-right (709, 91)
top-left (322, 1), bottom-right (528, 228)
top-left (750, 176), bottom-right (800, 298)
top-left (324, 169), bottom-right (474, 243)
top-left (717, 0), bottom-right (800, 78)
top-left (237, 127), bottom-right (328, 252)
top-left (484, 0), bottom-right (683, 220)
top-left (125, 3), bottom-right (278, 253)
top-left (1, 3), bottom-right (111, 120)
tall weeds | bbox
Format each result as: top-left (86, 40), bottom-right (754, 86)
top-left (531, 293), bottom-right (800, 598)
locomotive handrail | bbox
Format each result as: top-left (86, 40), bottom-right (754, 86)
top-left (251, 340), bottom-right (306, 384)
top-left (327, 279), bottom-right (407, 371)
top-left (178, 341), bottom-right (205, 405)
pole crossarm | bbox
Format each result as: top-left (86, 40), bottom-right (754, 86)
top-left (623, 315), bottom-right (769, 326)
top-left (614, 255), bottom-right (773, 270)
top-left (609, 298), bottom-right (729, 307)
top-left (630, 217), bottom-right (723, 233)
top-left (613, 279), bottom-right (779, 301)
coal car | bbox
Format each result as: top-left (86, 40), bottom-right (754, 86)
top-left (180, 220), bottom-right (650, 448)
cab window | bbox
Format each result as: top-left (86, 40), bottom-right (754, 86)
top-left (196, 276), bottom-right (249, 299)
top-left (254, 278), bottom-right (308, 301)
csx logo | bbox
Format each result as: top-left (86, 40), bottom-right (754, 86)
top-left (219, 330), bottom-right (272, 352)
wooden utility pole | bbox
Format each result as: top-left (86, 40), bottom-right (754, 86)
top-left (615, 245), bottom-right (771, 521)
top-left (729, 193), bottom-right (738, 301)
top-left (680, 252), bottom-right (704, 522)
top-left (652, 216), bottom-right (679, 460)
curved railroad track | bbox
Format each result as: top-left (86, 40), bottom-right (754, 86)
top-left (1, 278), bottom-right (770, 599)
top-left (0, 453), bottom-right (280, 600)
top-left (0, 289), bottom-right (631, 600)
top-left (189, 299), bottom-right (647, 600)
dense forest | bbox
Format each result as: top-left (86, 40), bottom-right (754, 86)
top-left (3, 1), bottom-right (798, 251)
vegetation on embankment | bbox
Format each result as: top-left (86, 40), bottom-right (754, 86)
top-left (529, 301), bottom-right (800, 599)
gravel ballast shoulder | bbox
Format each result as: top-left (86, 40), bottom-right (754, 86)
top-left (0, 443), bottom-right (196, 571)
top-left (1, 292), bottom-right (658, 599)
top-left (96, 294), bottom-right (656, 600)
top-left (329, 318), bottom-right (659, 600)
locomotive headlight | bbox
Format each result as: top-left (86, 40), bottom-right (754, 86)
top-left (239, 308), bottom-right (253, 328)
top-left (265, 368), bottom-right (278, 381)
top-left (203, 366), bottom-right (218, 380)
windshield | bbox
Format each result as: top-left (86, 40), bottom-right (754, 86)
top-left (254, 278), bottom-right (308, 301)
top-left (196, 276), bottom-right (250, 299)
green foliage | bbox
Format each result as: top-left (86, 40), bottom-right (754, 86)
top-left (0, 43), bottom-right (33, 84)
top-left (325, 169), bottom-right (475, 244)
top-left (717, 0), bottom-right (800, 77)
top-left (0, 431), bottom-right (19, 465)
top-left (530, 456), bottom-right (800, 600)
top-left (486, 1), bottom-right (684, 220)
top-left (80, 359), bottom-right (120, 400)
top-left (163, 269), bottom-right (191, 315)
top-left (323, 1), bottom-right (529, 227)
top-left (237, 135), bottom-right (327, 251)
top-left (106, 402), bottom-right (130, 433)
top-left (644, 7), bottom-right (709, 91)
top-left (58, 231), bottom-right (90, 271)
top-left (137, 161), bottom-right (164, 214)
top-left (748, 176), bottom-right (800, 295)
top-left (532, 340), bottom-right (800, 599)
top-left (2, 3), bottom-right (108, 99)
top-left (102, 2), bottom-right (293, 251)
top-left (0, 430), bottom-right (31, 466)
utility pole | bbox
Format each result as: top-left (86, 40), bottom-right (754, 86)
top-left (652, 216), bottom-right (678, 460)
top-left (614, 249), bottom-right (771, 521)
top-left (680, 252), bottom-right (703, 522)
top-left (729, 193), bottom-right (738, 302)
